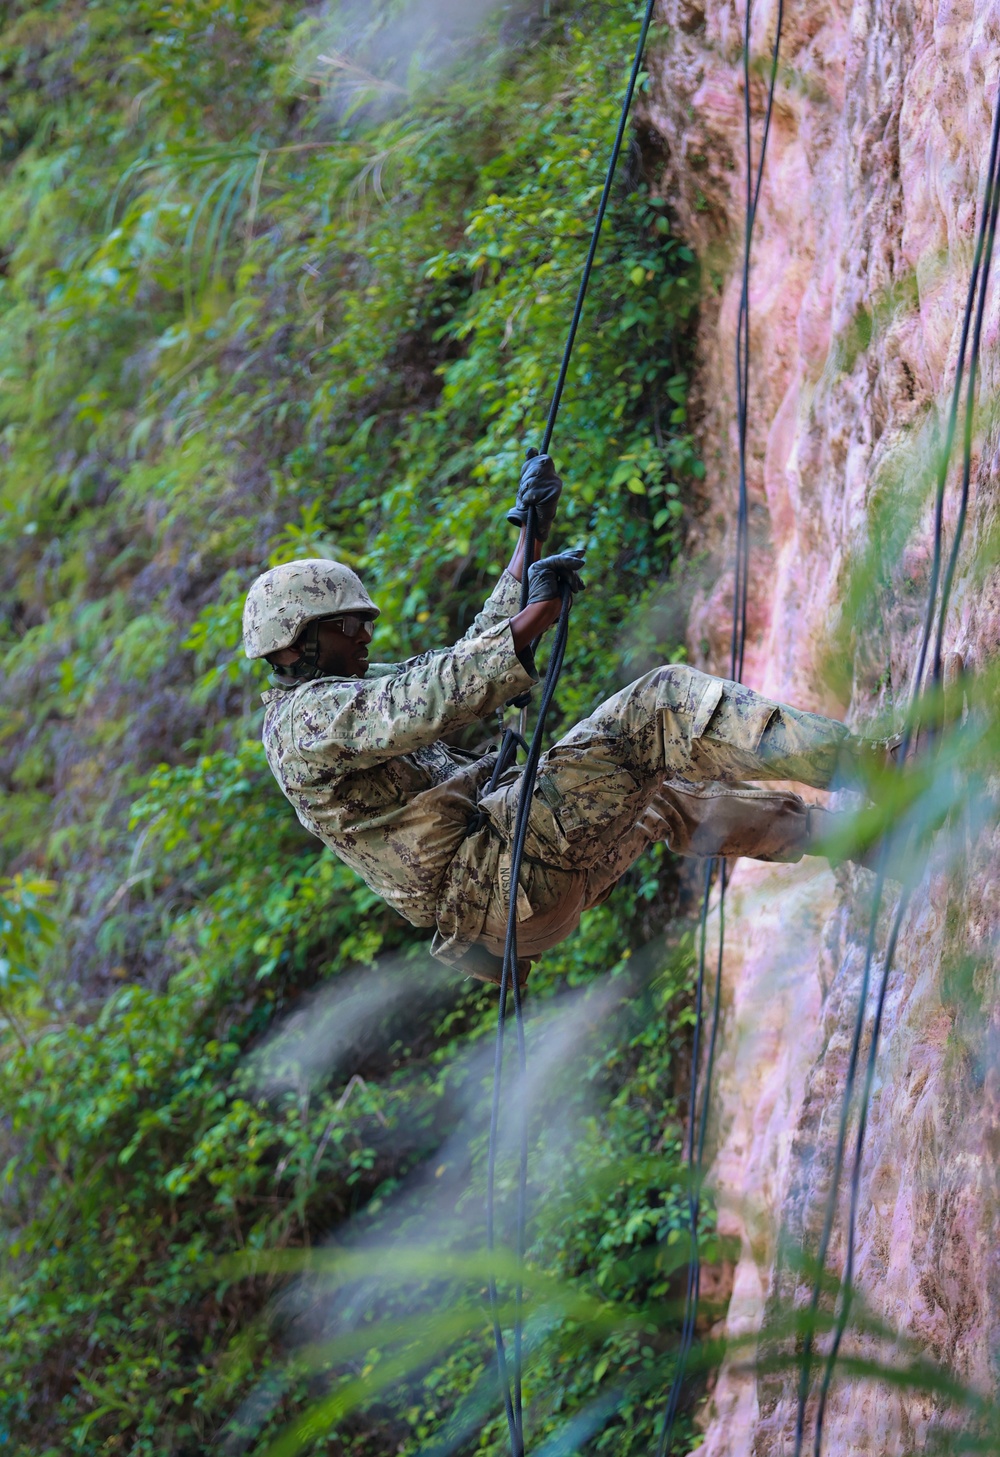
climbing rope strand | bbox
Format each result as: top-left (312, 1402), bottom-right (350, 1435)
top-left (509, 506), bottom-right (540, 1452)
top-left (487, 978), bottom-right (521, 1454)
top-left (933, 111), bottom-right (1000, 682)
top-left (798, 77), bottom-right (1000, 1457)
top-left (487, 588), bottom-right (572, 1457)
top-left (654, 857), bottom-right (714, 1457)
top-left (657, 1), bottom-right (784, 1448)
top-left (675, 11), bottom-right (787, 1434)
top-left (811, 884), bottom-right (912, 1455)
top-left (916, 90), bottom-right (1000, 696)
top-left (791, 853), bottom-right (887, 1457)
top-left (730, 0), bottom-right (755, 679)
top-left (485, 6), bottom-right (663, 1450)
top-left (484, 0), bottom-right (659, 801)
top-left (486, 498), bottom-right (538, 1457)
top-left (655, 854), bottom-right (730, 1457)
top-left (732, 0), bottom-right (784, 681)
top-left (696, 862), bottom-right (727, 1177)
top-left (507, 595), bottom-right (573, 1427)
top-left (539, 0), bottom-right (658, 457)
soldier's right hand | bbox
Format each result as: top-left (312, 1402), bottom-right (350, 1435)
top-left (525, 548), bottom-right (586, 605)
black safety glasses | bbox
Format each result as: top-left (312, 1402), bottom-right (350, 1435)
top-left (317, 613), bottom-right (376, 641)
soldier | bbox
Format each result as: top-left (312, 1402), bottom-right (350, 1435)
top-left (243, 456), bottom-right (884, 982)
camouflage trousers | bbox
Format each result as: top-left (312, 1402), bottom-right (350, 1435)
top-left (465, 664), bottom-right (858, 961)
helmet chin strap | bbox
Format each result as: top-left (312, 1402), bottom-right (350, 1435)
top-left (267, 620), bottom-right (323, 687)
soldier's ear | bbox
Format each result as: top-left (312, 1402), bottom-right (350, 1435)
top-left (267, 645), bottom-right (302, 667)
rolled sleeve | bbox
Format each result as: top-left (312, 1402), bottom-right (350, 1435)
top-left (461, 570), bottom-right (523, 638)
top-left (291, 619), bottom-right (535, 771)
top-left (364, 571), bottom-right (524, 679)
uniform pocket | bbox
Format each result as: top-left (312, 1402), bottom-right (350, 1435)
top-left (700, 683), bottom-right (778, 752)
top-left (533, 744), bottom-right (644, 848)
top-left (691, 677), bottom-right (725, 738)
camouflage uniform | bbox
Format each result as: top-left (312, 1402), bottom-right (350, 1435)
top-left (261, 571), bottom-right (857, 975)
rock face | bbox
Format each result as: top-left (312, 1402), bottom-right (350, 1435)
top-left (644, 0), bottom-right (1000, 1450)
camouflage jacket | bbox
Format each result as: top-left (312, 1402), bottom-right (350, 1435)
top-left (261, 571), bottom-right (535, 957)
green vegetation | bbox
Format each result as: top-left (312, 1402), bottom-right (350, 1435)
top-left (0, 2), bottom-right (711, 1453)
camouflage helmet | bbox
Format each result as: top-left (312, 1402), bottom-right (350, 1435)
top-left (242, 558), bottom-right (380, 660)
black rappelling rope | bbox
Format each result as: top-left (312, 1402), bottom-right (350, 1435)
top-left (487, 561), bottom-right (572, 1457)
top-left (654, 858), bottom-right (726, 1455)
top-left (655, 2), bottom-right (783, 1451)
top-left (733, 0), bottom-right (785, 685)
top-left (484, 4), bottom-right (658, 1455)
top-left (793, 73), bottom-right (1000, 1457)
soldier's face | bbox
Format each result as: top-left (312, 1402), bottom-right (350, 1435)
top-left (315, 615), bottom-right (375, 678)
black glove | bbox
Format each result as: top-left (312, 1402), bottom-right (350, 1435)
top-left (507, 449), bottom-right (563, 541)
top-left (525, 549), bottom-right (586, 605)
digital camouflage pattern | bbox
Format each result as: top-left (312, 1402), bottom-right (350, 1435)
top-left (439, 665), bottom-right (858, 968)
top-left (261, 571), bottom-right (534, 933)
top-left (243, 558), bottom-right (380, 659)
top-left (261, 570), bottom-right (865, 978)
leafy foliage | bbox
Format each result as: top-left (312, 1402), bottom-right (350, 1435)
top-left (0, 876), bottom-right (56, 995)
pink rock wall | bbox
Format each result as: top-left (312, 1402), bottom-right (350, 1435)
top-left (644, 0), bottom-right (1000, 1449)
